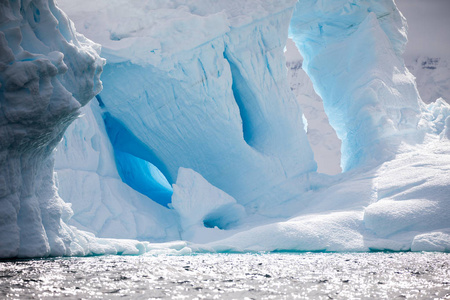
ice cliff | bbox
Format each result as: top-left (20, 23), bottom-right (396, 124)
top-left (0, 0), bottom-right (105, 257)
top-left (1, 0), bottom-right (449, 258)
top-left (64, 0), bottom-right (316, 207)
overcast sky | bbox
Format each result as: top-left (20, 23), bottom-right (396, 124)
top-left (396, 0), bottom-right (450, 59)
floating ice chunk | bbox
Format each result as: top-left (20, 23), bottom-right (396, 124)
top-left (67, 226), bottom-right (149, 256)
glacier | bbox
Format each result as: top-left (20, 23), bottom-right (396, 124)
top-left (0, 0), bottom-right (449, 258)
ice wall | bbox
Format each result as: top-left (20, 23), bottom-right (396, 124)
top-left (290, 0), bottom-right (423, 171)
top-left (0, 0), bottom-right (105, 258)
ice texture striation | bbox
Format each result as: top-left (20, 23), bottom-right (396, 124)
top-left (56, 0), bottom-right (316, 213)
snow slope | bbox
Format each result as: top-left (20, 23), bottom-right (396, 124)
top-left (198, 133), bottom-right (450, 253)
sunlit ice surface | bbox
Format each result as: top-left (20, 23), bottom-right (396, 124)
top-left (1, 253), bottom-right (449, 299)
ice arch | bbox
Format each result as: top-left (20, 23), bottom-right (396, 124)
top-left (52, 0), bottom-right (319, 241)
top-left (289, 0), bottom-right (423, 171)
top-left (85, 4), bottom-right (317, 207)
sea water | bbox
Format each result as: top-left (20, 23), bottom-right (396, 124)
top-left (1, 252), bottom-right (449, 299)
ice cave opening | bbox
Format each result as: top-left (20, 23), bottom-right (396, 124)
top-left (99, 97), bottom-right (173, 207)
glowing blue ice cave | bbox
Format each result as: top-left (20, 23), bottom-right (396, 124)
top-left (101, 104), bottom-right (173, 207)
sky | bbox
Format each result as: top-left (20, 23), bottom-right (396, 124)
top-left (396, 0), bottom-right (450, 59)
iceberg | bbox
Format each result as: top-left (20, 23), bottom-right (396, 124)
top-left (55, 0), bottom-right (318, 232)
top-left (1, 0), bottom-right (449, 258)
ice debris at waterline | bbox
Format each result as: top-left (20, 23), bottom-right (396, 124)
top-left (0, 0), bottom-right (449, 258)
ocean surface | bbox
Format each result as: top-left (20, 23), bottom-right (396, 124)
top-left (1, 252), bottom-right (449, 299)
